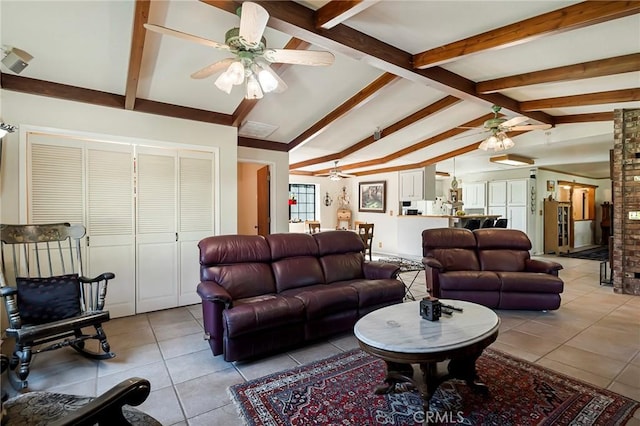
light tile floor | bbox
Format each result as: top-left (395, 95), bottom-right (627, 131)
top-left (2, 255), bottom-right (640, 425)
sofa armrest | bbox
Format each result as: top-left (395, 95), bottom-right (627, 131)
top-left (197, 281), bottom-right (232, 307)
top-left (363, 261), bottom-right (400, 279)
top-left (525, 259), bottom-right (563, 275)
top-left (422, 257), bottom-right (443, 271)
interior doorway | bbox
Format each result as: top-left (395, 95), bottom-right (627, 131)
top-left (237, 161), bottom-right (271, 235)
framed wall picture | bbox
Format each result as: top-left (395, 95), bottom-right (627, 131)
top-left (359, 181), bottom-right (386, 213)
top-left (546, 180), bottom-right (555, 191)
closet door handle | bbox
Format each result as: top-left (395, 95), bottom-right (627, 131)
top-left (175, 233), bottom-right (178, 242)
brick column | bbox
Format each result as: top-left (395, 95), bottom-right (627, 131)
top-left (612, 109), bottom-right (640, 295)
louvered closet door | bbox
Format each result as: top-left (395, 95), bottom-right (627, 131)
top-left (28, 136), bottom-right (136, 317)
top-left (28, 139), bottom-right (85, 276)
top-left (177, 151), bottom-right (215, 306)
top-left (86, 142), bottom-right (136, 317)
top-left (136, 147), bottom-right (178, 313)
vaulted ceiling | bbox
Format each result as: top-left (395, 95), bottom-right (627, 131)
top-left (2, 1), bottom-right (638, 180)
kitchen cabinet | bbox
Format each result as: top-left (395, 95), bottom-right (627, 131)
top-left (399, 165), bottom-right (436, 201)
top-left (462, 182), bottom-right (486, 209)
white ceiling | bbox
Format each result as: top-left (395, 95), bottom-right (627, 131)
top-left (2, 1), bottom-right (639, 180)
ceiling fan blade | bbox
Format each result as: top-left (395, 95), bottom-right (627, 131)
top-left (255, 60), bottom-right (288, 93)
top-left (190, 58), bottom-right (235, 79)
top-left (509, 124), bottom-right (553, 131)
top-left (500, 116), bottom-right (529, 128)
top-left (144, 24), bottom-right (230, 51)
top-left (239, 2), bottom-right (269, 48)
top-left (263, 49), bottom-right (335, 66)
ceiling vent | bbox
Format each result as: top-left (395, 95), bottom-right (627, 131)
top-left (239, 121), bottom-right (279, 138)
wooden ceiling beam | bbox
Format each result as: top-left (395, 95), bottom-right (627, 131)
top-left (124, 0), bottom-right (151, 110)
top-left (287, 72), bottom-right (399, 151)
top-left (413, 1), bottom-right (640, 69)
top-left (315, 1), bottom-right (380, 29)
top-left (521, 88), bottom-right (640, 111)
top-left (477, 53), bottom-right (640, 94)
top-left (200, 0), bottom-right (554, 126)
top-left (312, 113), bottom-right (494, 174)
top-left (554, 112), bottom-right (614, 124)
top-left (289, 95), bottom-right (460, 170)
top-left (231, 38), bottom-right (311, 128)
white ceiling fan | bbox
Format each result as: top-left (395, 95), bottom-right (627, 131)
top-left (461, 105), bottom-right (553, 151)
top-left (144, 2), bottom-right (335, 99)
top-left (319, 161), bottom-right (356, 181)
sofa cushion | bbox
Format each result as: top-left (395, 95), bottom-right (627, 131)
top-left (438, 271), bottom-right (502, 291)
top-left (199, 235), bottom-right (276, 299)
top-left (223, 294), bottom-right (305, 337)
top-left (271, 257), bottom-right (325, 292)
top-left (202, 264), bottom-right (276, 300)
top-left (282, 284), bottom-right (359, 319)
top-left (313, 230), bottom-right (364, 256)
top-left (478, 250), bottom-right (530, 272)
top-left (498, 272), bottom-right (564, 293)
top-left (334, 279), bottom-right (406, 307)
top-left (319, 253), bottom-right (363, 283)
top-left (266, 233), bottom-right (319, 260)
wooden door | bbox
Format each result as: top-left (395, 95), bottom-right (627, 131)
top-left (257, 165), bottom-right (270, 236)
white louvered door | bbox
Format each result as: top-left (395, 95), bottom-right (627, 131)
top-left (27, 134), bottom-right (216, 315)
top-left (136, 147), bottom-right (179, 313)
top-left (178, 151), bottom-right (214, 306)
top-left (86, 142), bottom-right (136, 317)
top-left (28, 136), bottom-right (136, 317)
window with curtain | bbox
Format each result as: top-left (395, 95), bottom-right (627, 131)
top-left (289, 183), bottom-right (316, 222)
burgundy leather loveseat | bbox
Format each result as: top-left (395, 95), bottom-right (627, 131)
top-left (197, 230), bottom-right (405, 361)
top-left (422, 228), bottom-right (564, 310)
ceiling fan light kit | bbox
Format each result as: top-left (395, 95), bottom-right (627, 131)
top-left (144, 2), bottom-right (334, 100)
top-left (490, 154), bottom-right (534, 166)
top-left (479, 131), bottom-right (515, 151)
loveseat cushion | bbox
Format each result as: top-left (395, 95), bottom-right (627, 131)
top-left (422, 228), bottom-right (480, 271)
top-left (475, 229), bottom-right (531, 272)
top-left (282, 284), bottom-right (359, 319)
top-left (199, 235), bottom-right (276, 299)
top-left (223, 294), bottom-right (305, 337)
top-left (498, 272), bottom-right (564, 293)
top-left (438, 271), bottom-right (501, 291)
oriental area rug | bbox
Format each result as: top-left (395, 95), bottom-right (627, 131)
top-left (229, 348), bottom-right (639, 426)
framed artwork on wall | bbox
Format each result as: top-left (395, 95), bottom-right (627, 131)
top-left (359, 181), bottom-right (386, 213)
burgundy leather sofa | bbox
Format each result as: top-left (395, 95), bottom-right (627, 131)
top-left (197, 230), bottom-right (405, 361)
top-left (422, 228), bottom-right (564, 310)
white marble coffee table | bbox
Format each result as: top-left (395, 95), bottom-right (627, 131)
top-left (354, 299), bottom-right (500, 410)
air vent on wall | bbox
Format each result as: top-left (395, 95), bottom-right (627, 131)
top-left (239, 121), bottom-right (279, 138)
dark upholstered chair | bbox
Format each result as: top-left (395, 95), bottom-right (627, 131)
top-left (464, 219), bottom-right (481, 230)
top-left (481, 218), bottom-right (495, 228)
top-left (357, 223), bottom-right (374, 261)
top-left (0, 223), bottom-right (115, 390)
top-left (494, 218), bottom-right (508, 228)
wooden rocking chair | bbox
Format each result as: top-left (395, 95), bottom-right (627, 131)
top-left (0, 223), bottom-right (116, 390)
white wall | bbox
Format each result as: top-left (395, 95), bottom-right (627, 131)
top-left (0, 91), bottom-right (241, 234)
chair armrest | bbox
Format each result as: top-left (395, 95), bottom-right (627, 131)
top-left (50, 377), bottom-right (153, 426)
top-left (0, 286), bottom-right (17, 297)
top-left (525, 259), bottom-right (563, 275)
top-left (422, 257), bottom-right (443, 271)
top-left (79, 272), bottom-right (115, 284)
top-left (197, 281), bottom-right (232, 307)
top-left (363, 261), bottom-right (400, 279)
